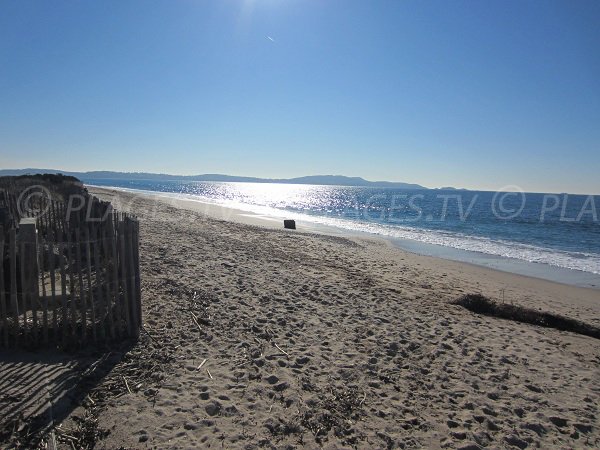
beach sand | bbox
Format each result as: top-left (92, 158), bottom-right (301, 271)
top-left (30, 187), bottom-right (600, 448)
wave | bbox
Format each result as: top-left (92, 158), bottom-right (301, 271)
top-left (92, 185), bottom-right (600, 275)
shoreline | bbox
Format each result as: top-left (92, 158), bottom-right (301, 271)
top-left (8, 185), bottom-right (593, 448)
top-left (89, 184), bottom-right (600, 290)
top-left (75, 186), bottom-right (599, 448)
top-left (90, 185), bottom-right (600, 323)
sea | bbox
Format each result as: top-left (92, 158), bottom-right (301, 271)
top-left (84, 179), bottom-right (600, 288)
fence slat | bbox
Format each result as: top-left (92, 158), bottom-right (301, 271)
top-left (10, 229), bottom-right (18, 345)
top-left (102, 223), bottom-right (115, 340)
top-left (57, 202), bottom-right (63, 234)
top-left (19, 240), bottom-right (29, 342)
top-left (40, 237), bottom-right (48, 345)
top-left (84, 226), bottom-right (96, 342)
top-left (119, 220), bottom-right (132, 337)
top-left (125, 219), bottom-right (134, 330)
top-left (75, 228), bottom-right (86, 344)
top-left (133, 220), bottom-right (142, 332)
top-left (31, 235), bottom-right (39, 345)
top-left (92, 225), bottom-right (106, 341)
top-left (30, 233), bottom-right (39, 345)
top-left (126, 219), bottom-right (140, 336)
top-left (66, 230), bottom-right (77, 341)
top-left (110, 220), bottom-right (122, 338)
top-left (58, 234), bottom-right (68, 343)
top-left (0, 234), bottom-right (7, 347)
top-left (49, 201), bottom-right (55, 235)
top-left (49, 229), bottom-right (58, 336)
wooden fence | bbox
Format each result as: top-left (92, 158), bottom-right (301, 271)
top-left (0, 188), bottom-right (141, 348)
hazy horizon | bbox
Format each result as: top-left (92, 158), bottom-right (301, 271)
top-left (5, 166), bottom-right (600, 195)
top-left (2, 1), bottom-right (599, 194)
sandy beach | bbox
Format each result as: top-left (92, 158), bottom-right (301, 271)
top-left (3, 2), bottom-right (599, 447)
top-left (44, 186), bottom-right (593, 450)
top-left (4, 186), bottom-right (597, 449)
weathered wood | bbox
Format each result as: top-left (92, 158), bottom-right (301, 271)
top-left (84, 226), bottom-right (96, 342)
top-left (66, 230), bottom-right (77, 340)
top-left (0, 190), bottom-right (141, 347)
top-left (49, 229), bottom-right (58, 335)
top-left (0, 234), bottom-right (7, 346)
top-left (102, 222), bottom-right (115, 340)
top-left (10, 194), bottom-right (18, 222)
top-left (101, 219), bottom-right (110, 333)
top-left (57, 202), bottom-right (63, 233)
top-left (19, 240), bottom-right (29, 341)
top-left (119, 221), bottom-right (132, 337)
top-left (49, 201), bottom-right (56, 235)
top-left (126, 219), bottom-right (139, 336)
top-left (40, 237), bottom-right (48, 345)
top-left (92, 225), bottom-right (106, 341)
top-left (75, 228), bottom-right (86, 344)
top-left (9, 229), bottom-right (18, 345)
top-left (109, 219), bottom-right (121, 338)
top-left (133, 220), bottom-right (142, 332)
top-left (54, 204), bottom-right (59, 230)
top-left (41, 204), bottom-right (48, 235)
top-left (24, 221), bottom-right (39, 343)
top-left (58, 233), bottom-right (68, 342)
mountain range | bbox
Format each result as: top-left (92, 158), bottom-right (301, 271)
top-left (0, 168), bottom-right (429, 189)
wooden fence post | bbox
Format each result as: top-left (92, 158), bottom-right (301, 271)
top-left (19, 217), bottom-right (40, 344)
top-left (0, 233), bottom-right (7, 347)
top-left (92, 225), bottom-right (106, 341)
top-left (40, 236), bottom-right (48, 345)
top-left (58, 232), bottom-right (68, 344)
top-left (109, 218), bottom-right (121, 338)
top-left (101, 222), bottom-right (114, 340)
top-left (125, 219), bottom-right (139, 337)
top-left (49, 230), bottom-right (58, 337)
top-left (75, 228), bottom-right (86, 345)
top-left (133, 220), bottom-right (142, 333)
top-left (66, 230), bottom-right (77, 340)
top-left (9, 229), bottom-right (18, 346)
top-left (118, 220), bottom-right (132, 337)
top-left (84, 226), bottom-right (96, 343)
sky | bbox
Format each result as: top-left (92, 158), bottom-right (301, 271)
top-left (1, 0), bottom-right (599, 194)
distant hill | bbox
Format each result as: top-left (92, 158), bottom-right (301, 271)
top-left (0, 169), bottom-right (429, 189)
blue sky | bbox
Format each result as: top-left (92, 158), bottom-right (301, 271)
top-left (1, 0), bottom-right (599, 193)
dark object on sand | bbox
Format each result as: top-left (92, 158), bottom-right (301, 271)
top-left (284, 220), bottom-right (296, 230)
top-left (453, 293), bottom-right (600, 340)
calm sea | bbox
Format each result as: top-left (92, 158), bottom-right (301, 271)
top-left (85, 179), bottom-right (600, 277)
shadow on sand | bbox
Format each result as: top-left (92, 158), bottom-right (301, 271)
top-left (0, 341), bottom-right (135, 448)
